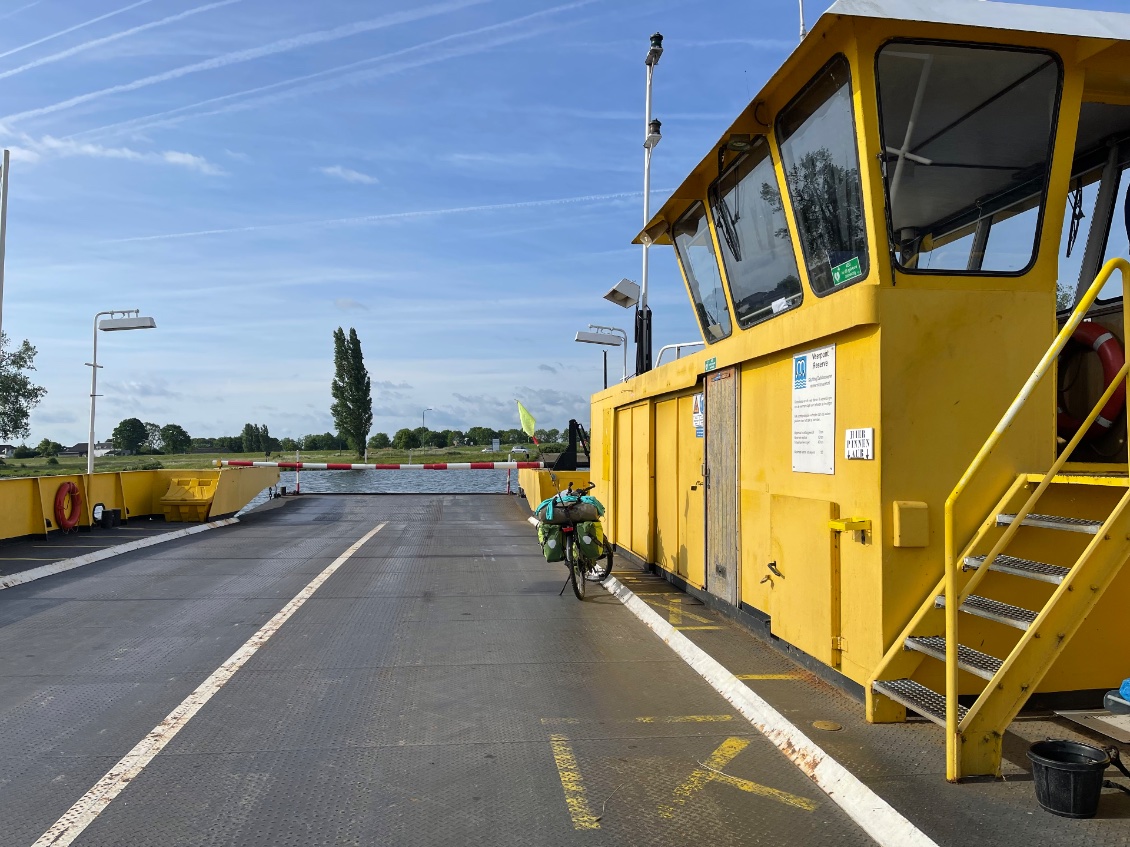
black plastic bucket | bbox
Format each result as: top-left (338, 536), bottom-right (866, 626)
top-left (1027, 740), bottom-right (1109, 818)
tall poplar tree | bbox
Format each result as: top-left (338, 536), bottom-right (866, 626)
top-left (330, 327), bottom-right (373, 457)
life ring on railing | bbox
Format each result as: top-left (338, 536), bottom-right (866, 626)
top-left (54, 481), bottom-right (82, 532)
top-left (1057, 321), bottom-right (1126, 441)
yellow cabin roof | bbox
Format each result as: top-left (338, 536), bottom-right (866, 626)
top-left (635, 0), bottom-right (1130, 246)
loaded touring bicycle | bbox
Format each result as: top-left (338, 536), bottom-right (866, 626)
top-left (588, 0), bottom-right (1130, 780)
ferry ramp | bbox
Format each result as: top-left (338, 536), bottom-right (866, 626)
top-left (0, 494), bottom-right (869, 846)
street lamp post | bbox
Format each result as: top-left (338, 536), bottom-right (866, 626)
top-left (638, 33), bottom-right (663, 376)
top-left (575, 325), bottom-right (628, 384)
top-left (422, 408), bottom-right (432, 430)
top-left (87, 310), bottom-right (156, 475)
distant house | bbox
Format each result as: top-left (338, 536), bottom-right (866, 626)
top-left (0, 445), bottom-right (14, 458)
top-left (59, 442), bottom-right (117, 458)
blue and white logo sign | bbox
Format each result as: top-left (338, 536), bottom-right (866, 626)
top-left (793, 355), bottom-right (807, 389)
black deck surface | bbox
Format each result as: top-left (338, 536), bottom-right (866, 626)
top-left (0, 514), bottom-right (183, 578)
top-left (0, 494), bottom-right (1124, 846)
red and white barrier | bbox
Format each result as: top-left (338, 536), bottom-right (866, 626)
top-left (215, 460), bottom-right (546, 471)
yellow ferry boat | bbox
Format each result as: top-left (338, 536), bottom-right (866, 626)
top-left (585, 0), bottom-right (1130, 780)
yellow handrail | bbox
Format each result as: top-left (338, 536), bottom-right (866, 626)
top-left (942, 256), bottom-right (1130, 781)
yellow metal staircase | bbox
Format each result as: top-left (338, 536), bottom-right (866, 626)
top-left (867, 258), bottom-right (1130, 780)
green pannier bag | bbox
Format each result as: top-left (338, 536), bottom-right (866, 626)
top-left (575, 521), bottom-right (604, 560)
top-left (538, 523), bottom-right (565, 563)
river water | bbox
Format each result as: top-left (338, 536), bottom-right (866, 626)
top-left (238, 469), bottom-right (515, 514)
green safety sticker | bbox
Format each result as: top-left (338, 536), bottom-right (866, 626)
top-left (831, 256), bottom-right (863, 285)
top-left (705, 357), bottom-right (717, 372)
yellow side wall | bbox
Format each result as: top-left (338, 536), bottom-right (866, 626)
top-left (516, 470), bottom-right (591, 513)
top-left (0, 467), bottom-right (277, 541)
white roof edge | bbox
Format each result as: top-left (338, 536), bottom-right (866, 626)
top-left (822, 0), bottom-right (1130, 41)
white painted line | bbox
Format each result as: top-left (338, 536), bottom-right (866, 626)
top-left (0, 518), bottom-right (240, 591)
top-left (603, 575), bottom-right (941, 847)
top-left (30, 521), bottom-right (388, 847)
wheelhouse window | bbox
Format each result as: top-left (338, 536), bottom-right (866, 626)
top-left (673, 202), bottom-right (732, 343)
top-left (709, 139), bottom-right (803, 328)
top-left (1056, 103), bottom-right (1130, 307)
top-left (777, 55), bottom-right (869, 295)
top-left (876, 42), bottom-right (1062, 274)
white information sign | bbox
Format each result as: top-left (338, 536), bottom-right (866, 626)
top-left (792, 344), bottom-right (836, 474)
top-left (845, 427), bottom-right (874, 460)
top-left (692, 392), bottom-right (705, 438)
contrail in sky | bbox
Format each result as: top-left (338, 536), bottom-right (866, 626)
top-left (0, 1), bottom-right (41, 24)
top-left (74, 0), bottom-right (600, 141)
top-left (0, 0), bottom-right (156, 60)
top-left (1, 0), bottom-right (491, 125)
top-left (0, 0), bottom-right (241, 83)
top-left (104, 191), bottom-right (650, 244)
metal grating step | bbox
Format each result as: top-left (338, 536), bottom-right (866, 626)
top-left (963, 554), bottom-right (1070, 585)
top-left (905, 636), bottom-right (1003, 681)
top-left (872, 679), bottom-right (966, 726)
top-left (935, 594), bottom-right (1038, 630)
top-left (996, 513), bottom-right (1102, 534)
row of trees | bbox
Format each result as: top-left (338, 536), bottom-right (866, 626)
top-left (110, 418), bottom-right (192, 454)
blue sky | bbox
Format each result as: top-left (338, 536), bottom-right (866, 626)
top-left (0, 0), bottom-right (1123, 446)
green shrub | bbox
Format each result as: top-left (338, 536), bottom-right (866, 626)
top-left (45, 457), bottom-right (58, 465)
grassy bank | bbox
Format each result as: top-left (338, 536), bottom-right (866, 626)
top-left (0, 445), bottom-right (545, 480)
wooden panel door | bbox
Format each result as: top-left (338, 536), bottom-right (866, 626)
top-left (705, 367), bottom-right (740, 606)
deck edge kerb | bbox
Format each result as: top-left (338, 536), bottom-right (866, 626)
top-left (602, 575), bottom-right (942, 847)
top-left (0, 518), bottom-right (240, 591)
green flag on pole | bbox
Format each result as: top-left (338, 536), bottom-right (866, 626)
top-left (516, 400), bottom-right (538, 443)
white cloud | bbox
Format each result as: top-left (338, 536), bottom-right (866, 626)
top-left (0, 129), bottom-right (224, 174)
top-left (319, 165), bottom-right (377, 185)
top-left (334, 297), bottom-right (368, 311)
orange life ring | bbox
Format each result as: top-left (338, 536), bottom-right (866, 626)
top-left (1057, 321), bottom-right (1126, 441)
top-left (54, 481), bottom-right (81, 531)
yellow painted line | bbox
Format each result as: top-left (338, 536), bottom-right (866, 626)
top-left (636, 715), bottom-right (732, 723)
top-left (549, 734), bottom-right (599, 830)
top-left (674, 625), bottom-right (721, 631)
top-left (658, 737), bottom-right (816, 819)
top-left (540, 717), bottom-right (581, 725)
top-left (736, 673), bottom-right (802, 680)
top-left (640, 595), bottom-right (715, 625)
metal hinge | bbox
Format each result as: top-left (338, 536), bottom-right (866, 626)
top-left (832, 636), bottom-right (848, 652)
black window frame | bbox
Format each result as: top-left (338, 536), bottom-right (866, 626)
top-left (672, 201), bottom-right (734, 345)
top-left (707, 139), bottom-right (805, 329)
top-left (873, 38), bottom-right (1065, 278)
top-left (775, 53), bottom-right (871, 298)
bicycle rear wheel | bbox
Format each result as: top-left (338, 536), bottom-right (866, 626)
top-left (566, 536), bottom-right (586, 600)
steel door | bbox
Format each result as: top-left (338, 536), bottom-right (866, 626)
top-left (705, 367), bottom-right (740, 606)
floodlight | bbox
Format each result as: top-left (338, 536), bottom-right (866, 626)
top-left (644, 119), bottom-right (662, 150)
top-left (646, 32), bottom-right (664, 66)
top-left (603, 278), bottom-right (640, 309)
top-left (575, 330), bottom-right (623, 346)
top-left (99, 316), bottom-right (156, 331)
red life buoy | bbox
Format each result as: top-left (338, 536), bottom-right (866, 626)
top-left (1057, 321), bottom-right (1126, 441)
top-left (54, 481), bottom-right (82, 531)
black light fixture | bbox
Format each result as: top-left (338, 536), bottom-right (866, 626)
top-left (726, 134), bottom-right (755, 153)
top-left (646, 32), bottom-right (663, 66)
top-left (644, 119), bottom-right (662, 149)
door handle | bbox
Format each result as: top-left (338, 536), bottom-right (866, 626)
top-left (767, 561), bottom-right (782, 578)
